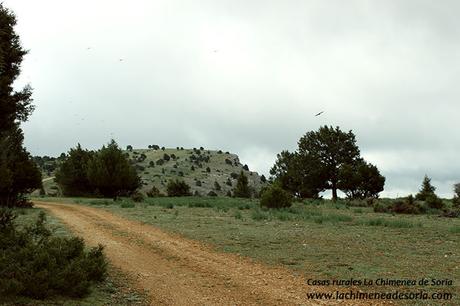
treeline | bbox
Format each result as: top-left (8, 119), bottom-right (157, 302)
top-left (55, 140), bottom-right (140, 198)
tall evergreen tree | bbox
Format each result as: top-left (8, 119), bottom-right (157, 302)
top-left (0, 4), bottom-right (41, 206)
top-left (55, 144), bottom-right (94, 196)
top-left (233, 171), bottom-right (251, 198)
top-left (87, 140), bottom-right (140, 197)
top-left (415, 175), bottom-right (437, 201)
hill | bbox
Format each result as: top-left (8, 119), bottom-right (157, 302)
top-left (34, 147), bottom-right (268, 197)
top-left (127, 147), bottom-right (267, 196)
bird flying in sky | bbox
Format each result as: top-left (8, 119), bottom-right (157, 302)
top-left (315, 111), bottom-right (324, 116)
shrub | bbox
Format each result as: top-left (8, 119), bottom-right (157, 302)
top-left (130, 191), bottom-right (144, 202)
top-left (207, 191), bottom-right (218, 197)
top-left (149, 161), bottom-right (155, 167)
top-left (260, 175), bottom-right (267, 183)
top-left (195, 180), bottom-right (202, 187)
top-left (242, 164), bottom-right (249, 171)
top-left (373, 201), bottom-right (389, 213)
top-left (206, 167), bottom-right (211, 173)
top-left (120, 201), bottom-right (135, 208)
top-left (260, 185), bottom-right (292, 209)
top-left (167, 180), bottom-right (191, 197)
top-left (226, 191), bottom-right (232, 197)
top-left (390, 195), bottom-right (425, 214)
top-left (225, 158), bottom-right (233, 165)
top-left (156, 159), bottom-right (164, 166)
top-left (226, 178), bottom-right (232, 186)
top-left (214, 181), bottom-right (221, 191)
top-left (230, 172), bottom-right (238, 179)
top-left (425, 194), bottom-right (444, 209)
top-left (163, 153), bottom-right (170, 161)
top-left (146, 186), bottom-right (161, 197)
top-left (0, 210), bottom-right (107, 299)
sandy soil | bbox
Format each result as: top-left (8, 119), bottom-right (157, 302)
top-left (35, 201), bottom-right (377, 306)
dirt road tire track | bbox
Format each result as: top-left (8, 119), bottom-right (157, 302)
top-left (35, 201), bottom-right (369, 306)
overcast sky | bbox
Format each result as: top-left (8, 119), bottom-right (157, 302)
top-left (5, 0), bottom-right (460, 197)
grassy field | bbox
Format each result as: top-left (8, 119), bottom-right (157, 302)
top-left (0, 207), bottom-right (150, 306)
top-left (36, 196), bottom-right (460, 303)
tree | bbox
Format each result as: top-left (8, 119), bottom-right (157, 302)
top-left (338, 159), bottom-right (385, 199)
top-left (271, 126), bottom-right (384, 201)
top-left (55, 144), bottom-right (94, 196)
top-left (297, 126), bottom-right (360, 201)
top-left (233, 171), bottom-right (251, 198)
top-left (0, 128), bottom-right (42, 206)
top-left (415, 175), bottom-right (436, 201)
top-left (270, 150), bottom-right (324, 198)
top-left (0, 5), bottom-right (41, 206)
top-left (87, 140), bottom-right (140, 197)
top-left (453, 183), bottom-right (460, 208)
top-left (166, 179), bottom-right (190, 197)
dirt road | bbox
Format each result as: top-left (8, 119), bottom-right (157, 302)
top-left (35, 201), bottom-right (367, 306)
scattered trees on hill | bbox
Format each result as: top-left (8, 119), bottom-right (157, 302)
top-left (270, 126), bottom-right (385, 201)
top-left (166, 179), bottom-right (191, 196)
top-left (55, 140), bottom-right (140, 198)
top-left (233, 171), bottom-right (251, 198)
top-left (0, 5), bottom-right (42, 207)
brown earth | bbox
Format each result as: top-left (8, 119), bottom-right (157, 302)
top-left (35, 201), bottom-right (382, 306)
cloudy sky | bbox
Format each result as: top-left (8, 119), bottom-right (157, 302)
top-left (5, 0), bottom-right (460, 197)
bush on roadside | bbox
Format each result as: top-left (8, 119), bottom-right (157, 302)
top-left (0, 209), bottom-right (107, 300)
top-left (260, 185), bottom-right (292, 209)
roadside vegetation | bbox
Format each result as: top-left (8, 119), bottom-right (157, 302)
top-left (35, 195), bottom-right (459, 299)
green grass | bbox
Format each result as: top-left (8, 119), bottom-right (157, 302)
top-left (1, 207), bottom-right (149, 306)
top-left (35, 196), bottom-right (460, 304)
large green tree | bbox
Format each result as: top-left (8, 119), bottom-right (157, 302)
top-left (337, 159), bottom-right (385, 199)
top-left (271, 126), bottom-right (385, 201)
top-left (0, 4), bottom-right (41, 206)
top-left (55, 144), bottom-right (95, 196)
top-left (86, 140), bottom-right (140, 197)
top-left (297, 126), bottom-right (360, 201)
top-left (269, 150), bottom-right (324, 198)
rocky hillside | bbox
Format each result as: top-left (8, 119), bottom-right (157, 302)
top-left (34, 147), bottom-right (268, 197)
top-left (127, 147), bottom-right (268, 196)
